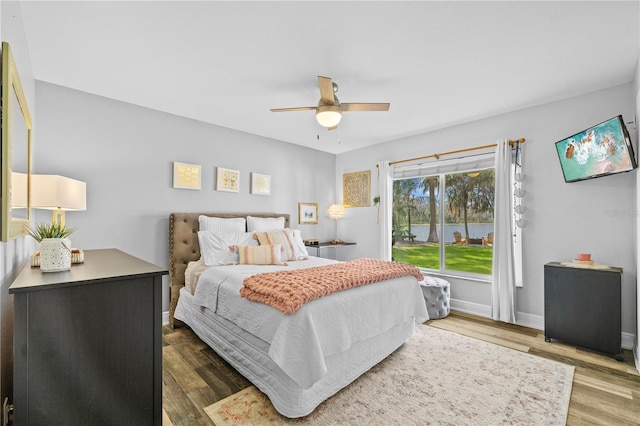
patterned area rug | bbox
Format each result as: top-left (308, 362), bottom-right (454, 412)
top-left (205, 325), bottom-right (574, 425)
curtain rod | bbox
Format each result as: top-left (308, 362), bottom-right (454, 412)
top-left (388, 138), bottom-right (525, 166)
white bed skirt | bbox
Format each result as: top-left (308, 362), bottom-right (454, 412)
top-left (174, 287), bottom-right (418, 418)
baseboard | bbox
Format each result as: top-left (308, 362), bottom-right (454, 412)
top-left (515, 311), bottom-right (544, 330)
top-left (450, 299), bottom-right (635, 350)
top-left (450, 298), bottom-right (491, 318)
top-left (163, 311), bottom-right (170, 326)
top-left (621, 332), bottom-right (635, 351)
top-left (451, 299), bottom-right (544, 330)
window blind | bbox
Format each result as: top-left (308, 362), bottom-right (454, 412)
top-left (393, 152), bottom-right (495, 179)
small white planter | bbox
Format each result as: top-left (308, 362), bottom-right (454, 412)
top-left (40, 238), bottom-right (72, 272)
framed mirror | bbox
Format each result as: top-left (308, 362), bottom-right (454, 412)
top-left (1, 41), bottom-right (32, 241)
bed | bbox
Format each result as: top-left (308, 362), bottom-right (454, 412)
top-left (169, 212), bottom-right (429, 418)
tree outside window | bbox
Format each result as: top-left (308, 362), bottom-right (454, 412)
top-left (392, 168), bottom-right (494, 276)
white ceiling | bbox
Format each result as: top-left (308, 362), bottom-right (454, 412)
top-left (18, 1), bottom-right (640, 154)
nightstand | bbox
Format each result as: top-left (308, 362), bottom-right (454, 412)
top-left (9, 249), bottom-right (168, 425)
top-left (305, 241), bottom-right (356, 258)
top-left (544, 262), bottom-right (623, 361)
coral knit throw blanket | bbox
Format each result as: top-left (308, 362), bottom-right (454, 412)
top-left (241, 258), bottom-right (424, 315)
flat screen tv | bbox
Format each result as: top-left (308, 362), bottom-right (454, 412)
top-left (555, 115), bottom-right (637, 183)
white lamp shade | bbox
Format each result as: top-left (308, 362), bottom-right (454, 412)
top-left (31, 174), bottom-right (87, 211)
top-left (327, 204), bottom-right (345, 220)
top-left (316, 105), bottom-right (342, 128)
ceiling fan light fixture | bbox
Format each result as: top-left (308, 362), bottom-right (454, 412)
top-left (316, 105), bottom-right (342, 128)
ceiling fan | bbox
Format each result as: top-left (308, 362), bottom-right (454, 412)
top-left (270, 76), bottom-right (390, 130)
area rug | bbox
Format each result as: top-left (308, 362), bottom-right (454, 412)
top-left (205, 325), bottom-right (574, 425)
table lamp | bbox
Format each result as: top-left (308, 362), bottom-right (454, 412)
top-left (327, 204), bottom-right (345, 244)
top-left (31, 174), bottom-right (86, 227)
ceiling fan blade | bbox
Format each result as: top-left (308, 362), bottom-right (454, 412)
top-left (340, 103), bottom-right (390, 112)
top-left (270, 106), bottom-right (316, 112)
top-left (318, 76), bottom-right (335, 105)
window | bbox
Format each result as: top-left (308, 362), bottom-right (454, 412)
top-left (392, 167), bottom-right (495, 277)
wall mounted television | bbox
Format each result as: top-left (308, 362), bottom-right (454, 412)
top-left (554, 115), bottom-right (637, 183)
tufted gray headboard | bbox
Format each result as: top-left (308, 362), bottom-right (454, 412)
top-left (168, 212), bottom-right (290, 327)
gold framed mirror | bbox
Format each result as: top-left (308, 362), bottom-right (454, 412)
top-left (1, 41), bottom-right (32, 241)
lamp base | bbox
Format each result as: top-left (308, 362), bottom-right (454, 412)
top-left (32, 249), bottom-right (84, 268)
top-left (52, 208), bottom-right (66, 227)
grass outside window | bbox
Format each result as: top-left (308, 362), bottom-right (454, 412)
top-left (392, 244), bottom-right (492, 275)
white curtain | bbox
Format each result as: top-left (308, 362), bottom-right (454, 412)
top-left (378, 161), bottom-right (393, 260)
top-left (492, 139), bottom-right (516, 322)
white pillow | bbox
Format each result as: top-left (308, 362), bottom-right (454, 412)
top-left (197, 231), bottom-right (257, 266)
top-left (198, 216), bottom-right (246, 234)
top-left (247, 216), bottom-right (286, 232)
top-left (286, 229), bottom-right (309, 260)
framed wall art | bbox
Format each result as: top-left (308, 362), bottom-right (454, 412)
top-left (343, 170), bottom-right (371, 207)
top-left (251, 172), bottom-right (271, 196)
top-left (216, 167), bottom-right (240, 192)
top-left (172, 162), bottom-right (201, 190)
top-left (298, 202), bottom-right (318, 224)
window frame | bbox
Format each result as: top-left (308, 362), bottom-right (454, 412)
top-left (392, 165), bottom-right (495, 282)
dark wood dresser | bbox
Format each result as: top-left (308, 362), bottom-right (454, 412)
top-left (544, 262), bottom-right (623, 361)
top-left (9, 249), bottom-right (167, 425)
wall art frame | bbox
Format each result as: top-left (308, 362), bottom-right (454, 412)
top-left (172, 162), bottom-right (201, 190)
top-left (216, 167), bottom-right (240, 192)
top-left (251, 172), bottom-right (271, 196)
top-left (343, 170), bottom-right (371, 207)
top-left (298, 202), bottom-right (318, 224)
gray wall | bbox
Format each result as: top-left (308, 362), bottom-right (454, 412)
top-left (33, 82), bottom-right (337, 319)
top-left (336, 83), bottom-right (638, 340)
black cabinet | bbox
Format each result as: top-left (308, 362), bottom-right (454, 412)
top-left (544, 262), bottom-right (623, 361)
top-left (10, 249), bottom-right (167, 425)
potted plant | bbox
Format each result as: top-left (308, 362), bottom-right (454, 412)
top-left (373, 196), bottom-right (381, 223)
top-left (27, 223), bottom-right (76, 272)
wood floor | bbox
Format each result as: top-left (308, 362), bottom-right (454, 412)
top-left (162, 311), bottom-right (640, 425)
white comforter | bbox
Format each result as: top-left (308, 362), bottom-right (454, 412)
top-left (192, 257), bottom-right (428, 389)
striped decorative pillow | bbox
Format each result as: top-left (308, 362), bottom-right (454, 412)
top-left (238, 244), bottom-right (285, 265)
top-left (254, 230), bottom-right (297, 261)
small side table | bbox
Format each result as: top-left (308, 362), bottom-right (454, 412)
top-left (544, 262), bottom-right (623, 360)
top-left (305, 241), bottom-right (356, 258)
